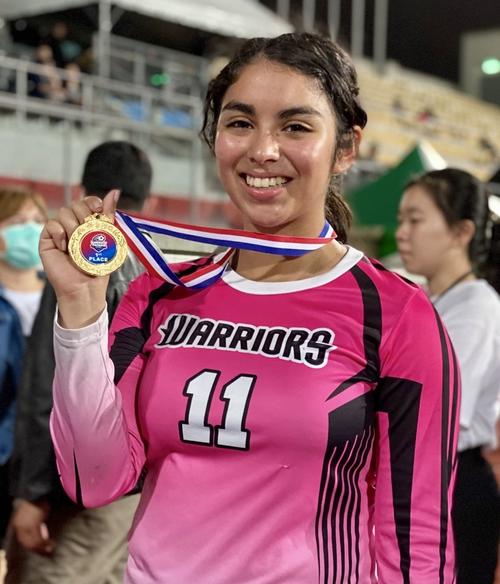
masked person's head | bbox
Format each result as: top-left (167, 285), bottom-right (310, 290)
top-left (0, 186), bottom-right (48, 271)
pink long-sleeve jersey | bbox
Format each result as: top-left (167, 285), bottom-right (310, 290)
top-left (51, 247), bottom-right (459, 583)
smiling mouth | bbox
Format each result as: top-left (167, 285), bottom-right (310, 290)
top-left (241, 174), bottom-right (291, 189)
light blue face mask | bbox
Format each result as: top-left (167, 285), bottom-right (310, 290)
top-left (0, 221), bottom-right (44, 270)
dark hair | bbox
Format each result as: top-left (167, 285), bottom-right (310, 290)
top-left (406, 168), bottom-right (500, 292)
top-left (201, 33), bottom-right (367, 242)
top-left (81, 141), bottom-right (152, 211)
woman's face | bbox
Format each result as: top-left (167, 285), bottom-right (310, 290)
top-left (396, 185), bottom-right (462, 279)
top-left (0, 199), bottom-right (46, 230)
top-left (214, 58), bottom-right (352, 235)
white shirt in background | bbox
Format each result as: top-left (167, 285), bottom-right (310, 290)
top-left (434, 279), bottom-right (500, 451)
top-left (3, 288), bottom-right (42, 336)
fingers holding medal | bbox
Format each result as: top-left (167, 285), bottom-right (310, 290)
top-left (42, 191), bottom-right (128, 277)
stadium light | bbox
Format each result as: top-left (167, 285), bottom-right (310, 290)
top-left (481, 58), bottom-right (500, 76)
top-left (151, 73), bottom-right (171, 87)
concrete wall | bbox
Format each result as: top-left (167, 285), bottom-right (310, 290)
top-left (0, 116), bottom-right (202, 197)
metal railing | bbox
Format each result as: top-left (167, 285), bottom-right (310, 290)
top-left (96, 34), bottom-right (209, 98)
top-left (0, 55), bottom-right (204, 138)
top-left (0, 54), bottom-right (209, 213)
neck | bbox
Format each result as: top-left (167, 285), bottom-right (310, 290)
top-left (0, 262), bottom-right (42, 292)
top-left (234, 240), bottom-right (347, 282)
top-left (427, 259), bottom-right (475, 297)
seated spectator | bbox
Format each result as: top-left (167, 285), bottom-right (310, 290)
top-left (63, 63), bottom-right (82, 106)
top-left (416, 105), bottom-right (437, 124)
top-left (27, 44), bottom-right (65, 102)
top-left (478, 136), bottom-right (498, 162)
top-left (45, 22), bottom-right (81, 69)
top-left (391, 96), bottom-right (405, 114)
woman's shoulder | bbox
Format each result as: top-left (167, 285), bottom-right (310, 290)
top-left (447, 280), bottom-right (500, 318)
top-left (355, 255), bottom-right (425, 306)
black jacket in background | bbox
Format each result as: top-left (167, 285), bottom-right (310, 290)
top-left (10, 255), bottom-right (144, 504)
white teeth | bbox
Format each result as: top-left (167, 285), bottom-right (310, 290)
top-left (245, 175), bottom-right (287, 188)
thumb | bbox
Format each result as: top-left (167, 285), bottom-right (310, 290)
top-left (40, 522), bottom-right (55, 553)
top-left (102, 189), bottom-right (120, 220)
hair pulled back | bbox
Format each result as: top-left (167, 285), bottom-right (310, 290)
top-left (201, 33), bottom-right (367, 242)
top-left (406, 168), bottom-right (500, 292)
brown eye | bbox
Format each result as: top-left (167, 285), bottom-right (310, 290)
top-left (227, 120), bottom-right (252, 129)
top-left (283, 123), bottom-right (310, 133)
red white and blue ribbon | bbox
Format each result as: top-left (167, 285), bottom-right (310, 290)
top-left (115, 211), bottom-right (336, 289)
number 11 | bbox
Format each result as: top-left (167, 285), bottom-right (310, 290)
top-left (179, 369), bottom-right (256, 450)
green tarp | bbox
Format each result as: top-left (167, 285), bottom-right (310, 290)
top-left (347, 141), bottom-right (446, 256)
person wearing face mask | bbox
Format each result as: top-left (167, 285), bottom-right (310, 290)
top-left (0, 186), bottom-right (47, 547)
top-left (396, 168), bottom-right (500, 584)
top-left (5, 141), bottom-right (152, 584)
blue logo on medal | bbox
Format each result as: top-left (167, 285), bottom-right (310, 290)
top-left (80, 231), bottom-right (117, 265)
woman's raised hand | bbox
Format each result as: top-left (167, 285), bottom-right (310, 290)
top-left (40, 189), bottom-right (120, 329)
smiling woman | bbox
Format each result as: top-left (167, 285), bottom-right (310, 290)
top-left (42, 33), bottom-right (458, 583)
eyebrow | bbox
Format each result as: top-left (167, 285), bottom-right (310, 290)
top-left (221, 101), bottom-right (255, 116)
top-left (399, 207), bottom-right (424, 216)
top-left (221, 101), bottom-right (322, 119)
top-left (278, 106), bottom-right (322, 119)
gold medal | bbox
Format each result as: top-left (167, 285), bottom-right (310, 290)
top-left (68, 213), bottom-right (128, 276)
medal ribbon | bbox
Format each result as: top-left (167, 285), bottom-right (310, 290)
top-left (115, 211), bottom-right (337, 289)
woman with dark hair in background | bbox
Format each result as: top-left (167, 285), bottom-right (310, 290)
top-left (40, 33), bottom-right (458, 582)
top-left (397, 168), bottom-right (500, 584)
top-left (0, 187), bottom-right (47, 546)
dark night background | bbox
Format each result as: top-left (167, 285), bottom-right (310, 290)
top-left (7, 0), bottom-right (500, 86)
top-left (260, 0), bottom-right (500, 84)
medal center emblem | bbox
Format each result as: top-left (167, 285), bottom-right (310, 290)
top-left (81, 231), bottom-right (117, 265)
top-left (68, 214), bottom-right (128, 276)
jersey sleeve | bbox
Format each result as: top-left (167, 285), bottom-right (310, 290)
top-left (373, 290), bottom-right (460, 583)
top-left (50, 276), bottom-right (150, 508)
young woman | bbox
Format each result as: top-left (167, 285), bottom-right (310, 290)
top-left (0, 187), bottom-right (47, 543)
top-left (42, 34), bottom-right (459, 583)
top-left (396, 167), bottom-right (500, 584)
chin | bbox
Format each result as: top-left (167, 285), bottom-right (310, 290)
top-left (246, 215), bottom-right (293, 233)
top-left (239, 206), bottom-right (291, 232)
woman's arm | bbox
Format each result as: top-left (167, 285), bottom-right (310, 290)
top-left (373, 290), bottom-right (460, 583)
top-left (50, 275), bottom-right (148, 508)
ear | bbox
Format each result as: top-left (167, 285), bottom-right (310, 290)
top-left (453, 219), bottom-right (476, 247)
top-left (331, 126), bottom-right (363, 175)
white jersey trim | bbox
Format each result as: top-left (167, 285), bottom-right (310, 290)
top-left (221, 245), bottom-right (364, 295)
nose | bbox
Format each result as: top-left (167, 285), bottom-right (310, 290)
top-left (395, 221), bottom-right (407, 245)
top-left (247, 130), bottom-right (280, 165)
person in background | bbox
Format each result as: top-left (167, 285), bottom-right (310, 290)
top-left (44, 22), bottom-right (81, 69)
top-left (63, 63), bottom-right (82, 106)
top-left (6, 141), bottom-right (152, 584)
top-left (27, 44), bottom-right (65, 102)
top-left (0, 187), bottom-right (47, 546)
top-left (396, 167), bottom-right (500, 584)
top-left (41, 33), bottom-right (458, 583)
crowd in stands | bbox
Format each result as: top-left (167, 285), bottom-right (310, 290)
top-left (27, 22), bottom-right (83, 106)
top-left (356, 59), bottom-right (500, 180)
